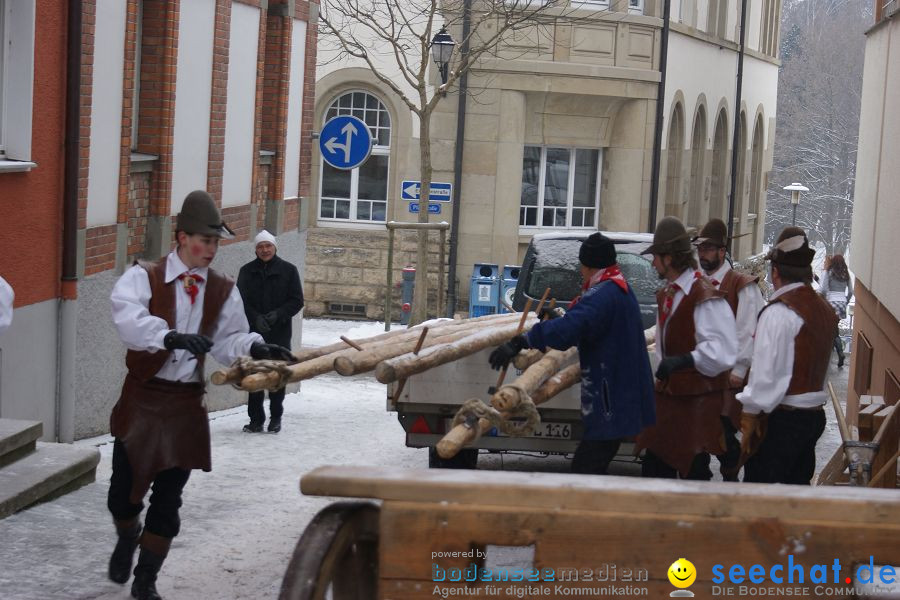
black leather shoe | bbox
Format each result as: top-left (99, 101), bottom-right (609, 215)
top-left (109, 521), bottom-right (142, 584)
top-left (131, 572), bottom-right (162, 600)
top-left (242, 422), bottom-right (263, 433)
top-left (267, 419), bottom-right (281, 433)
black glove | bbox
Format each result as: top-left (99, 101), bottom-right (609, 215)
top-left (250, 342), bottom-right (296, 362)
top-left (538, 306), bottom-right (565, 320)
top-left (263, 310), bottom-right (280, 327)
top-left (163, 331), bottom-right (214, 355)
top-left (488, 334), bottom-right (528, 371)
top-left (254, 314), bottom-right (271, 334)
top-left (655, 353), bottom-right (694, 380)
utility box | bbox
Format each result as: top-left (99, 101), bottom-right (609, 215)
top-left (498, 265), bottom-right (521, 314)
top-left (400, 266), bottom-right (415, 325)
top-left (469, 264), bottom-right (499, 317)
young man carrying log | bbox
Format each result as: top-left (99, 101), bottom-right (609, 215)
top-left (635, 216), bottom-right (737, 480)
top-left (736, 227), bottom-right (837, 484)
top-left (107, 191), bottom-right (293, 600)
top-left (693, 218), bottom-right (764, 480)
top-left (488, 233), bottom-right (656, 474)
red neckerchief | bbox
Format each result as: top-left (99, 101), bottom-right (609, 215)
top-left (177, 272), bottom-right (205, 305)
top-left (568, 264), bottom-right (629, 308)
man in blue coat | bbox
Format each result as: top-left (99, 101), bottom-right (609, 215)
top-left (489, 233), bottom-right (656, 474)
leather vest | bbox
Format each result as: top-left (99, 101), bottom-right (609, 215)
top-left (718, 269), bottom-right (759, 316)
top-left (657, 274), bottom-right (731, 396)
top-left (762, 285), bottom-right (837, 396)
top-left (125, 258), bottom-right (234, 382)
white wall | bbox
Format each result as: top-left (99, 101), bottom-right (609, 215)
top-left (283, 19), bottom-right (307, 199)
top-left (221, 3), bottom-right (260, 208)
top-left (170, 0), bottom-right (215, 214)
top-left (86, 0), bottom-right (127, 227)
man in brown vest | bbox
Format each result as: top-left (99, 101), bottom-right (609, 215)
top-left (693, 218), bottom-right (764, 480)
top-left (737, 226), bottom-right (837, 484)
top-left (106, 190), bottom-right (294, 600)
top-left (636, 216), bottom-right (737, 480)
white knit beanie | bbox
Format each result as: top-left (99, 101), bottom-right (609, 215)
top-left (254, 230), bottom-right (277, 249)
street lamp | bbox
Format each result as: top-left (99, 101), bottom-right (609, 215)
top-left (783, 182), bottom-right (809, 226)
top-left (430, 26), bottom-right (455, 89)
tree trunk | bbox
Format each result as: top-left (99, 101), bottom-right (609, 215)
top-left (409, 107), bottom-right (433, 326)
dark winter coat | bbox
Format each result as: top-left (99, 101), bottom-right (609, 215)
top-left (525, 279), bottom-right (656, 441)
top-left (237, 254), bottom-right (303, 348)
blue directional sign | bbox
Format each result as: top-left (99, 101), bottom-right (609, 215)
top-left (319, 115), bottom-right (372, 170)
top-left (401, 180), bottom-right (452, 202)
top-left (408, 202), bottom-right (442, 215)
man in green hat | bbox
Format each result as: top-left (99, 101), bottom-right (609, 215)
top-left (106, 190), bottom-right (294, 600)
top-left (635, 216), bottom-right (737, 480)
top-left (736, 226), bottom-right (836, 484)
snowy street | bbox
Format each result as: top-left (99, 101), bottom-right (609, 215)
top-left (0, 318), bottom-right (848, 600)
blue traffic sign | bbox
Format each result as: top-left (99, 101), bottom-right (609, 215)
top-left (401, 180), bottom-right (452, 202)
top-left (319, 115), bottom-right (372, 170)
top-left (408, 202), bottom-right (442, 214)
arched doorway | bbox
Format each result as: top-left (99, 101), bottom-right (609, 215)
top-left (709, 108), bottom-right (728, 222)
top-left (748, 116), bottom-right (765, 254)
top-left (687, 105), bottom-right (707, 229)
top-left (665, 103), bottom-right (685, 219)
top-left (732, 112), bottom-right (747, 256)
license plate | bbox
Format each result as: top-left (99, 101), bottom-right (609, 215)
top-left (444, 419), bottom-right (572, 439)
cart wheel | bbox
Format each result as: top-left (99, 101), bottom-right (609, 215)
top-left (279, 501), bottom-right (379, 600)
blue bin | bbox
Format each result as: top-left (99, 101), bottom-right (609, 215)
top-left (498, 265), bottom-right (521, 314)
top-left (469, 264), bottom-right (499, 317)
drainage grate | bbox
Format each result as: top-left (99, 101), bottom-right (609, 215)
top-left (328, 302), bottom-right (367, 317)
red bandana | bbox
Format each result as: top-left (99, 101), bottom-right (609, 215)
top-left (659, 282), bottom-right (680, 329)
top-left (568, 264), bottom-right (629, 308)
top-left (177, 272), bottom-right (205, 305)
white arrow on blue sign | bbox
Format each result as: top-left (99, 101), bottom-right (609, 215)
top-left (408, 202), bottom-right (442, 215)
top-left (401, 180), bottom-right (452, 202)
top-left (319, 115), bottom-right (372, 170)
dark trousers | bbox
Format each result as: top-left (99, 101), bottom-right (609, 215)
top-left (641, 451), bottom-right (712, 480)
top-left (107, 440), bottom-right (190, 539)
top-left (744, 408), bottom-right (826, 484)
top-left (247, 387), bottom-right (286, 424)
top-left (572, 439), bottom-right (621, 475)
top-left (717, 416), bottom-right (742, 481)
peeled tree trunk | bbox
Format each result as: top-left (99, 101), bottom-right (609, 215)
top-left (491, 347), bottom-right (578, 412)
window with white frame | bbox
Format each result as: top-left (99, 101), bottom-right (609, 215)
top-left (0, 0), bottom-right (36, 167)
top-left (520, 145), bottom-right (601, 229)
top-left (571, 0), bottom-right (643, 14)
top-left (319, 91), bottom-right (391, 223)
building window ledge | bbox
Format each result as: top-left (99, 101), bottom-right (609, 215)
top-left (0, 159), bottom-right (37, 173)
top-left (259, 149), bottom-right (275, 166)
top-left (130, 152), bottom-right (159, 174)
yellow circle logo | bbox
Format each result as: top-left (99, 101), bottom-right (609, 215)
top-left (668, 558), bottom-right (697, 588)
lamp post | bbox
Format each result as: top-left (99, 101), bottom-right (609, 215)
top-left (783, 182), bottom-right (809, 226)
top-left (430, 26), bottom-right (455, 92)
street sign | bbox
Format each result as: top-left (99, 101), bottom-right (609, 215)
top-left (319, 115), bottom-right (372, 170)
top-left (401, 180), bottom-right (452, 202)
top-left (408, 202), bottom-right (442, 214)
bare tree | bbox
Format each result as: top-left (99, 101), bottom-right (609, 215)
top-left (765, 0), bottom-right (871, 255)
top-left (318, 0), bottom-right (570, 325)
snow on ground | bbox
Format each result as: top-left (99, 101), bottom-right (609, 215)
top-left (0, 317), bottom-right (850, 600)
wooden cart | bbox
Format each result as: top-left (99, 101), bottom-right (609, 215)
top-left (279, 466), bottom-right (900, 600)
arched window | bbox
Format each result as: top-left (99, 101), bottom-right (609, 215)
top-left (319, 91), bottom-right (391, 223)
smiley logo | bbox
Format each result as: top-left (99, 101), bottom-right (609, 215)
top-left (668, 558), bottom-right (697, 590)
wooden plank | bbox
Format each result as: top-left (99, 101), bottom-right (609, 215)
top-left (885, 369), bottom-right (900, 407)
top-left (815, 445), bottom-right (849, 486)
top-left (300, 466), bottom-right (900, 525)
top-left (854, 331), bottom-right (874, 398)
top-left (859, 403), bottom-right (885, 441)
top-left (872, 405), bottom-right (900, 489)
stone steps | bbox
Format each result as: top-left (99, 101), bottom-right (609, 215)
top-left (0, 419), bottom-right (100, 519)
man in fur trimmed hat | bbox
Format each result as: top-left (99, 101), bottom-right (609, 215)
top-left (106, 190), bottom-right (294, 600)
top-left (635, 216), bottom-right (737, 480)
top-left (489, 232), bottom-right (656, 475)
top-left (693, 218), bottom-right (764, 480)
top-left (737, 226), bottom-right (837, 484)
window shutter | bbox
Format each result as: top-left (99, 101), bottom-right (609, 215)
top-left (4, 1), bottom-right (36, 161)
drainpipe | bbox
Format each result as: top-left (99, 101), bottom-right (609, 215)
top-left (58, 0), bottom-right (82, 443)
top-left (647, 0), bottom-right (672, 232)
top-left (445, 0), bottom-right (472, 317)
top-left (726, 0), bottom-right (748, 256)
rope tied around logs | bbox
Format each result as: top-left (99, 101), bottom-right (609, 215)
top-left (225, 357), bottom-right (294, 391)
top-left (449, 395), bottom-right (541, 439)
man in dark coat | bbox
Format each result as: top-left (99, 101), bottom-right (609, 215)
top-left (489, 233), bottom-right (656, 474)
top-left (237, 230), bottom-right (304, 433)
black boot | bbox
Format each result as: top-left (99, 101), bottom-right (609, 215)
top-left (131, 532), bottom-right (170, 600)
top-left (109, 518), bottom-right (142, 584)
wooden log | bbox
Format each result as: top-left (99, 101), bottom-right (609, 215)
top-left (435, 416), bottom-right (492, 459)
top-left (391, 328), bottom-right (429, 402)
top-left (829, 382), bottom-right (854, 443)
top-left (492, 347), bottom-right (578, 412)
top-left (374, 317), bottom-right (539, 384)
top-left (488, 296), bottom-right (537, 394)
top-left (512, 348), bottom-right (543, 370)
top-left (530, 362), bottom-right (582, 405)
